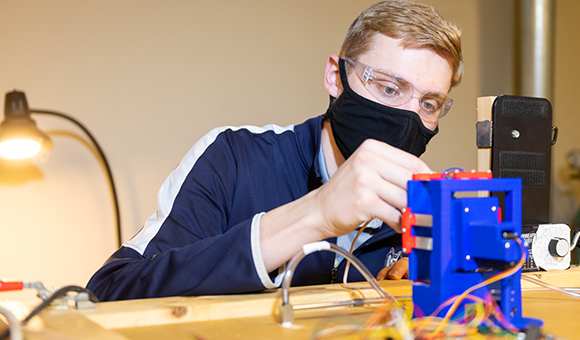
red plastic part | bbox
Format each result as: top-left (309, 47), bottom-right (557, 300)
top-left (401, 208), bottom-right (416, 254)
top-left (0, 280), bottom-right (23, 292)
top-left (412, 172), bottom-right (443, 181)
top-left (451, 170), bottom-right (492, 179)
top-left (412, 170), bottom-right (493, 181)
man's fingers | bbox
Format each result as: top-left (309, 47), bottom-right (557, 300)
top-left (359, 139), bottom-right (432, 174)
top-left (376, 266), bottom-right (391, 281)
top-left (376, 258), bottom-right (409, 280)
top-left (388, 258), bottom-right (409, 279)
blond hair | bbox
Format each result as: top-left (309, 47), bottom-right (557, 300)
top-left (340, 0), bottom-right (463, 87)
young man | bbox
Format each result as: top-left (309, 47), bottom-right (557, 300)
top-left (87, 0), bottom-right (462, 301)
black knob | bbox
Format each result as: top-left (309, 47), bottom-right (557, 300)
top-left (548, 238), bottom-right (569, 257)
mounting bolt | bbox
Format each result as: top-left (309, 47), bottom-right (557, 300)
top-left (511, 129), bottom-right (520, 138)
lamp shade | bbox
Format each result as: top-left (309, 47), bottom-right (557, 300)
top-left (0, 91), bottom-right (53, 159)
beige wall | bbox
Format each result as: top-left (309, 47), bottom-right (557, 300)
top-left (0, 0), bottom-right (578, 301)
top-left (552, 0), bottom-right (580, 227)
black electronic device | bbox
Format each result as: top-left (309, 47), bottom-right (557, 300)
top-left (490, 95), bottom-right (556, 227)
top-left (487, 95), bottom-right (560, 271)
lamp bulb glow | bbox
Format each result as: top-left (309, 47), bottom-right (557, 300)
top-left (0, 139), bottom-right (42, 159)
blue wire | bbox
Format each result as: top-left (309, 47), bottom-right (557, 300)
top-left (442, 167), bottom-right (465, 177)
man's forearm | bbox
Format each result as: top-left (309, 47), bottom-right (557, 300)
top-left (259, 190), bottom-right (329, 272)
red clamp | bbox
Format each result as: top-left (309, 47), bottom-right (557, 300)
top-left (401, 208), bottom-right (416, 254)
top-left (0, 280), bottom-right (23, 292)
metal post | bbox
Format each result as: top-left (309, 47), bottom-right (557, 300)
top-left (520, 0), bottom-right (555, 101)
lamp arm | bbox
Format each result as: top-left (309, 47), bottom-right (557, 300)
top-left (30, 109), bottom-right (122, 248)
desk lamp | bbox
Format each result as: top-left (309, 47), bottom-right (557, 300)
top-left (0, 90), bottom-right (122, 247)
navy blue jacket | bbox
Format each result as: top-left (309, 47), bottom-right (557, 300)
top-left (86, 116), bottom-right (401, 301)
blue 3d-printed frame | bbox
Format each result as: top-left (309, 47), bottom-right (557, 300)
top-left (403, 172), bottom-right (543, 329)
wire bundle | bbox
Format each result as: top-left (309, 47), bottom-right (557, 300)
top-left (410, 238), bottom-right (527, 339)
top-left (310, 237), bottom-right (527, 339)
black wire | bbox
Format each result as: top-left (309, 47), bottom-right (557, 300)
top-left (21, 286), bottom-right (99, 325)
top-left (0, 286), bottom-right (99, 340)
top-left (31, 109), bottom-right (122, 248)
top-left (0, 326), bottom-right (8, 339)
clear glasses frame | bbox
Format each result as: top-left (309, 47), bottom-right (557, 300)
top-left (343, 57), bottom-right (453, 123)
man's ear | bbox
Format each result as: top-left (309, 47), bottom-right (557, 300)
top-left (324, 55), bottom-right (341, 98)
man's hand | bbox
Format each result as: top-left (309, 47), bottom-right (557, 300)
top-left (260, 138), bottom-right (430, 272)
top-left (376, 257), bottom-right (409, 280)
top-left (313, 138), bottom-right (431, 237)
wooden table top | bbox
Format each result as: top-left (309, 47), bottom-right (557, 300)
top-left (3, 267), bottom-right (579, 340)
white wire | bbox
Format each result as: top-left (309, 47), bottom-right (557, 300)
top-left (342, 220), bottom-right (371, 289)
top-left (522, 275), bottom-right (580, 299)
top-left (0, 305), bottom-right (22, 340)
top-left (570, 229), bottom-right (580, 250)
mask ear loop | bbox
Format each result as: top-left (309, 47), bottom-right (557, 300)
top-left (342, 220), bottom-right (371, 289)
top-left (338, 58), bottom-right (355, 96)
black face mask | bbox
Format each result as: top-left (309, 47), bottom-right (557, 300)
top-left (324, 58), bottom-right (438, 159)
